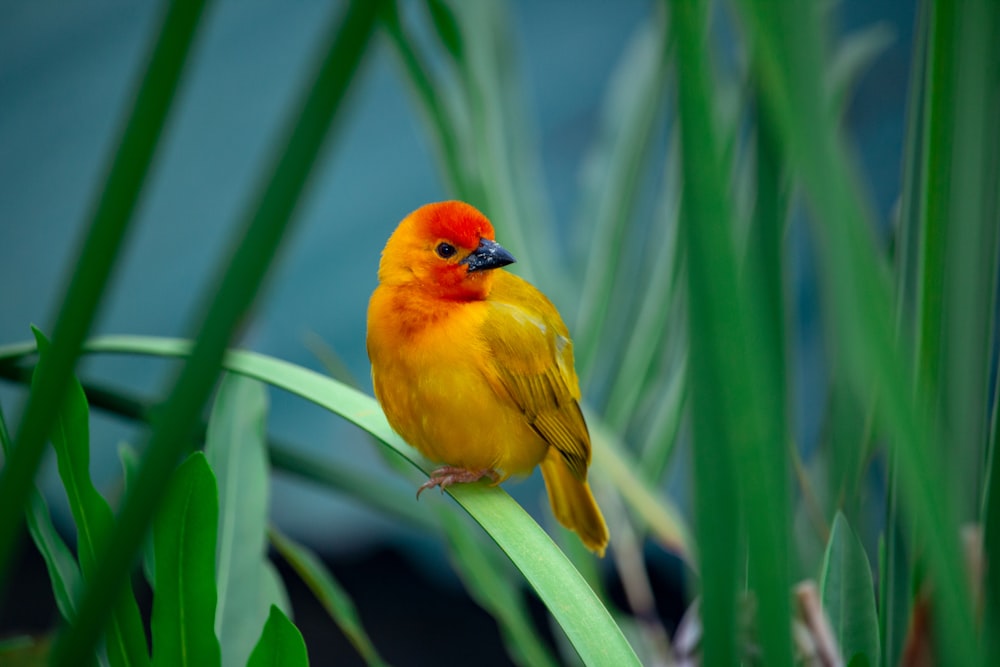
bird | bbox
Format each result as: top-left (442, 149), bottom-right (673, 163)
top-left (366, 200), bottom-right (609, 555)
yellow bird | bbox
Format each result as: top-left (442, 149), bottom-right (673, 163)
top-left (366, 201), bottom-right (608, 555)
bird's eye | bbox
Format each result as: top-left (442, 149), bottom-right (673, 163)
top-left (435, 242), bottom-right (456, 259)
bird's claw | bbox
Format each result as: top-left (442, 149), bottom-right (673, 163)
top-left (416, 467), bottom-right (499, 499)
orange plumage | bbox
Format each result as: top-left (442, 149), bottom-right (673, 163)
top-left (366, 201), bottom-right (609, 555)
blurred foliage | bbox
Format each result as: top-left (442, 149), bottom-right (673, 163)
top-left (1, 0), bottom-right (998, 665)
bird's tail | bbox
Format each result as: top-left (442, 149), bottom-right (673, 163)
top-left (539, 449), bottom-right (609, 556)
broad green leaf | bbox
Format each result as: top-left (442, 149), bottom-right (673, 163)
top-left (151, 453), bottom-right (221, 667)
top-left (4, 335), bottom-right (640, 666)
top-left (205, 374), bottom-right (288, 667)
top-left (820, 512), bottom-right (880, 667)
top-left (270, 528), bottom-right (387, 667)
top-left (32, 329), bottom-right (149, 667)
top-left (246, 606), bottom-right (308, 667)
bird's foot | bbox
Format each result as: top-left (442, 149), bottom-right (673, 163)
top-left (416, 467), bottom-right (499, 499)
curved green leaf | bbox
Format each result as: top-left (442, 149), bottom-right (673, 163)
top-left (0, 405), bottom-right (82, 627)
top-left (246, 606), bottom-right (308, 667)
top-left (152, 453), bottom-right (221, 667)
top-left (32, 329), bottom-right (150, 667)
top-left (0, 335), bottom-right (638, 666)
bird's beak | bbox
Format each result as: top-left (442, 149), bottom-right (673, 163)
top-left (461, 238), bottom-right (516, 273)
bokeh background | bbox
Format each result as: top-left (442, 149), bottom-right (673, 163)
top-left (1, 0), bottom-right (916, 663)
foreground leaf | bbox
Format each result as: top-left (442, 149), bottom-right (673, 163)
top-left (820, 513), bottom-right (879, 667)
top-left (151, 453), bottom-right (221, 667)
top-left (33, 329), bottom-right (149, 667)
top-left (246, 606), bottom-right (308, 667)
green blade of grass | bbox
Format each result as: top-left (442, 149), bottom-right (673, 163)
top-left (151, 453), bottom-right (221, 667)
top-left (934, 0), bottom-right (1000, 523)
top-left (32, 330), bottom-right (150, 667)
top-left (245, 606), bottom-right (309, 667)
top-left (0, 0), bottom-right (209, 584)
top-left (603, 135), bottom-right (683, 434)
top-left (573, 10), bottom-right (671, 380)
top-left (3, 334), bottom-right (639, 666)
top-left (48, 3), bottom-right (382, 663)
top-left (731, 0), bottom-right (980, 663)
top-left (269, 528), bottom-right (388, 667)
top-left (883, 2), bottom-right (930, 663)
top-left (206, 375), bottom-right (288, 667)
top-left (669, 1), bottom-right (794, 664)
top-left (984, 360), bottom-right (1000, 665)
top-left (380, 0), bottom-right (478, 201)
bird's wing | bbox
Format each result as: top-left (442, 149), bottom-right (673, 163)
top-left (480, 277), bottom-right (591, 480)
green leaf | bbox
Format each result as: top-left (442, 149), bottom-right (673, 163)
top-left (205, 374), bottom-right (288, 667)
top-left (669, 1), bottom-right (794, 664)
top-left (246, 606), bottom-right (308, 667)
top-left (32, 329), bottom-right (150, 667)
top-left (270, 528), bottom-right (387, 667)
top-left (820, 512), bottom-right (880, 667)
top-left (0, 0), bottom-right (211, 584)
top-left (151, 452), bottom-right (221, 667)
top-left (47, 3), bottom-right (383, 664)
top-left (573, 12), bottom-right (671, 381)
top-left (5, 334), bottom-right (640, 666)
top-left (0, 402), bottom-right (82, 627)
top-left (730, 0), bottom-right (980, 663)
top-left (425, 0), bottom-right (463, 62)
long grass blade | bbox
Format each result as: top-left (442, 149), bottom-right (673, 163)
top-left (47, 3), bottom-right (382, 663)
top-left (0, 0), bottom-right (209, 583)
top-left (883, 3), bottom-right (930, 663)
top-left (731, 0), bottom-right (980, 662)
top-left (670, 0), bottom-right (795, 664)
top-left (573, 11), bottom-right (671, 380)
top-left (32, 330), bottom-right (150, 667)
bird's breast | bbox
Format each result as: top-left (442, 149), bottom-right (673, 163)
top-left (368, 289), bottom-right (547, 475)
